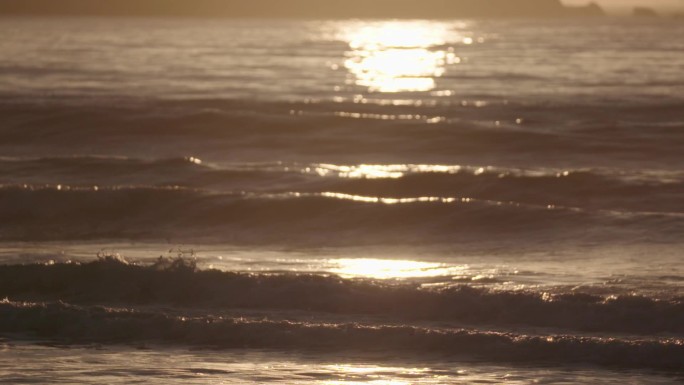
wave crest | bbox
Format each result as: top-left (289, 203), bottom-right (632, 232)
top-left (0, 259), bottom-right (681, 334)
top-left (1, 299), bottom-right (682, 371)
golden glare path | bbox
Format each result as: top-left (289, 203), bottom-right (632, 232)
top-left (331, 258), bottom-right (467, 280)
top-left (340, 22), bottom-right (462, 93)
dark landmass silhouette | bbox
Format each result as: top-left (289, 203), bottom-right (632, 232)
top-left (0, 0), bottom-right (605, 18)
top-left (633, 7), bottom-right (659, 17)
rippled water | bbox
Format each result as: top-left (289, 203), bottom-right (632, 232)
top-left (0, 16), bottom-right (683, 383)
top-left (3, 345), bottom-right (681, 384)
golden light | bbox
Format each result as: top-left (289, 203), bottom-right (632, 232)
top-left (331, 258), bottom-right (465, 279)
top-left (322, 380), bottom-right (410, 385)
top-left (310, 164), bottom-right (463, 179)
top-left (319, 192), bottom-right (456, 205)
top-left (340, 22), bottom-right (461, 93)
top-left (321, 364), bottom-right (431, 385)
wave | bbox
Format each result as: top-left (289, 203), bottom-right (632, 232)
top-left (315, 167), bottom-right (684, 213)
top-left (0, 299), bottom-right (682, 371)
top-left (0, 156), bottom-right (307, 190)
top-left (1, 157), bottom-right (683, 213)
top-left (1, 184), bottom-right (682, 244)
top-left (2, 98), bottom-right (683, 164)
top-left (0, 258), bottom-right (682, 334)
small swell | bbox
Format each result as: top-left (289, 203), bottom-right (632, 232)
top-left (2, 99), bottom-right (683, 163)
top-left (0, 156), bottom-right (301, 190)
top-left (0, 185), bottom-right (684, 244)
top-left (2, 157), bottom-right (682, 214)
top-left (319, 168), bottom-right (684, 213)
top-left (2, 184), bottom-right (682, 244)
top-left (0, 259), bottom-right (681, 334)
top-left (0, 300), bottom-right (681, 371)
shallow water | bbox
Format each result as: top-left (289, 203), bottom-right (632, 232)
top-left (2, 344), bottom-right (681, 384)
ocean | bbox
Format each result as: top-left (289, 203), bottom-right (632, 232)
top-left (0, 16), bottom-right (683, 383)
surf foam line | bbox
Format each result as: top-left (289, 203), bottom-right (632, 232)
top-left (0, 258), bottom-right (681, 334)
top-left (0, 300), bottom-right (682, 371)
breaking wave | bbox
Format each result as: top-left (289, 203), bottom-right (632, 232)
top-left (1, 299), bottom-right (682, 371)
top-left (0, 258), bottom-right (681, 334)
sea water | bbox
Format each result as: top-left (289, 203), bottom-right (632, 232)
top-left (0, 17), bottom-right (683, 383)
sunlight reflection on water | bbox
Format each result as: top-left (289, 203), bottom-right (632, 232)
top-left (340, 21), bottom-right (463, 93)
top-left (311, 164), bottom-right (463, 179)
top-left (330, 258), bottom-right (466, 279)
top-left (2, 344), bottom-right (677, 384)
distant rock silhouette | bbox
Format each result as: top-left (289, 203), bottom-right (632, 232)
top-left (568, 2), bottom-right (604, 17)
top-left (633, 7), bottom-right (659, 18)
top-left (0, 0), bottom-right (606, 18)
